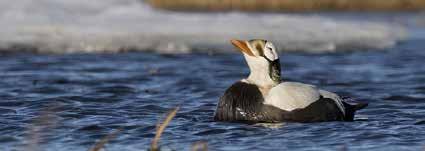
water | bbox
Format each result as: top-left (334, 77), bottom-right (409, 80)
top-left (0, 37), bottom-right (424, 150)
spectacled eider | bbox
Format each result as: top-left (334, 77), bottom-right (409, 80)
top-left (214, 39), bottom-right (368, 123)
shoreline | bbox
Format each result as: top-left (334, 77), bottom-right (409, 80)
top-left (147, 0), bottom-right (425, 12)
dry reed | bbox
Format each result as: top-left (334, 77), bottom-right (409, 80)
top-left (191, 141), bottom-right (208, 151)
top-left (147, 0), bottom-right (425, 12)
top-left (22, 106), bottom-right (207, 151)
top-left (88, 128), bottom-right (123, 151)
top-left (150, 107), bottom-right (180, 151)
top-left (24, 104), bottom-right (60, 151)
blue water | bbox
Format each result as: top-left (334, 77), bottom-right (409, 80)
top-left (0, 39), bottom-right (425, 151)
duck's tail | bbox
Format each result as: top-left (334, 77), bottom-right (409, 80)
top-left (341, 97), bottom-right (368, 121)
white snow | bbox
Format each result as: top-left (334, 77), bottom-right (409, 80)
top-left (0, 0), bottom-right (407, 53)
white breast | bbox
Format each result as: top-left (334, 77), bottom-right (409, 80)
top-left (264, 82), bottom-right (321, 111)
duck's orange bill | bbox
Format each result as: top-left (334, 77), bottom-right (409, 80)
top-left (230, 39), bottom-right (254, 56)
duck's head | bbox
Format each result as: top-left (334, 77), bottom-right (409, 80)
top-left (231, 39), bottom-right (281, 86)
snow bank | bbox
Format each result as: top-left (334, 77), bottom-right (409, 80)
top-left (0, 0), bottom-right (407, 53)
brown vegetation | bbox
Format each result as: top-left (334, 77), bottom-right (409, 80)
top-left (25, 106), bottom-right (205, 151)
top-left (150, 107), bottom-right (179, 151)
top-left (191, 141), bottom-right (208, 151)
top-left (87, 107), bottom-right (183, 151)
top-left (88, 128), bottom-right (123, 151)
top-left (146, 0), bottom-right (425, 12)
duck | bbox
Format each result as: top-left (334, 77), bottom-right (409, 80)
top-left (214, 39), bottom-right (368, 123)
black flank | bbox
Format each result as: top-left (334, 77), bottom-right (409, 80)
top-left (214, 81), bottom-right (267, 122)
top-left (341, 101), bottom-right (369, 121)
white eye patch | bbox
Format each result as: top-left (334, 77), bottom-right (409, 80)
top-left (264, 42), bottom-right (278, 61)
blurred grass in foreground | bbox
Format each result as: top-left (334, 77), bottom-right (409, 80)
top-left (146, 0), bottom-right (425, 12)
top-left (25, 106), bottom-right (208, 151)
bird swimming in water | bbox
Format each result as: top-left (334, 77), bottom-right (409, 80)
top-left (214, 39), bottom-right (368, 123)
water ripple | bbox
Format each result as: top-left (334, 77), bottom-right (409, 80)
top-left (0, 41), bottom-right (425, 150)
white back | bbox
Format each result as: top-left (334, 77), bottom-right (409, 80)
top-left (264, 82), bottom-right (346, 115)
top-left (264, 82), bottom-right (320, 111)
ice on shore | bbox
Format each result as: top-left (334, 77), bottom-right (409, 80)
top-left (0, 0), bottom-right (407, 54)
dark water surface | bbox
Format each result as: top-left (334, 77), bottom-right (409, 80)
top-left (0, 40), bottom-right (425, 151)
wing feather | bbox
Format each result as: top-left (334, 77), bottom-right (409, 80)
top-left (264, 82), bottom-right (320, 111)
top-left (318, 90), bottom-right (345, 115)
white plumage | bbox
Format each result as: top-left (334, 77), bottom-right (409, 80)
top-left (264, 82), bottom-right (345, 115)
top-left (264, 82), bottom-right (320, 111)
